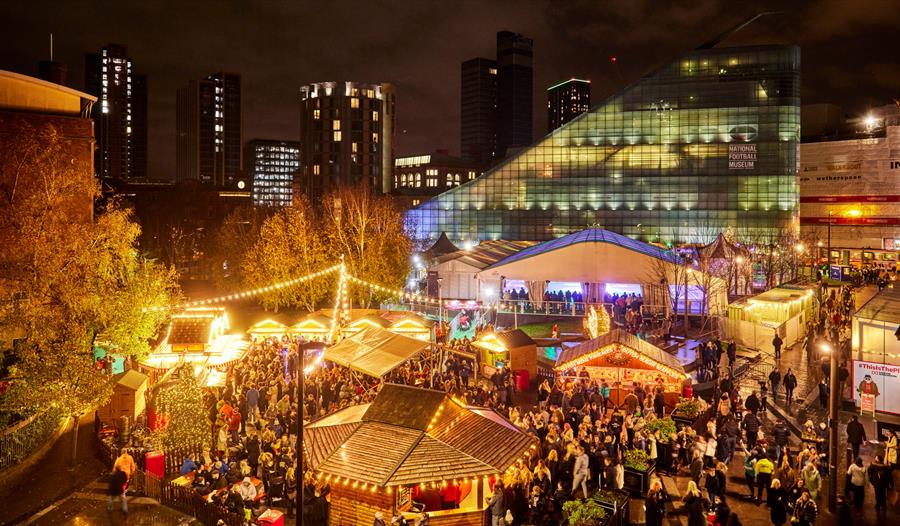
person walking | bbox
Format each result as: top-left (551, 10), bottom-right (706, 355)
top-left (107, 468), bottom-right (129, 514)
top-left (800, 462), bottom-right (821, 500)
top-left (682, 481), bottom-right (709, 526)
top-left (705, 465), bottom-right (721, 510)
top-left (646, 479), bottom-right (667, 526)
top-left (755, 453), bottom-right (775, 504)
top-left (846, 457), bottom-right (867, 508)
top-left (783, 369), bottom-right (797, 407)
top-left (768, 479), bottom-right (788, 526)
top-left (772, 333), bottom-right (783, 360)
top-left (769, 368), bottom-right (782, 401)
top-left (868, 455), bottom-right (893, 513)
top-left (113, 450), bottom-right (136, 482)
top-left (846, 415), bottom-right (867, 461)
top-left (743, 412), bottom-right (761, 449)
top-left (743, 446), bottom-right (757, 499)
top-left (792, 490), bottom-right (818, 526)
top-left (572, 445), bottom-right (590, 498)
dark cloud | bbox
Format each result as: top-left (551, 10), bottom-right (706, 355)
top-left (0, 0), bottom-right (896, 179)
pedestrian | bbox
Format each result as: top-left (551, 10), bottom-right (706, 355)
top-left (374, 511), bottom-right (387, 526)
top-left (846, 457), bottom-right (867, 508)
top-left (768, 478), bottom-right (787, 526)
top-left (769, 369), bottom-right (781, 401)
top-left (783, 369), bottom-right (797, 406)
top-left (885, 429), bottom-right (898, 468)
top-left (743, 445), bottom-right (757, 499)
top-left (572, 445), bottom-right (590, 498)
top-left (772, 333), bottom-right (783, 360)
top-left (868, 455), bottom-right (893, 513)
top-left (846, 415), bottom-right (866, 460)
top-left (745, 391), bottom-right (761, 415)
top-left (486, 484), bottom-right (505, 526)
top-left (792, 490), bottom-right (817, 526)
top-left (742, 412), bottom-right (760, 449)
top-left (817, 379), bottom-right (828, 410)
top-left (646, 479), bottom-right (668, 526)
top-left (682, 480), bottom-right (709, 526)
top-left (800, 462), bottom-right (821, 500)
top-left (705, 464), bottom-right (721, 509)
top-left (113, 450), bottom-right (137, 482)
top-left (754, 453), bottom-right (774, 504)
top-left (107, 468), bottom-right (129, 514)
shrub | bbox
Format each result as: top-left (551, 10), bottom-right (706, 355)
top-left (673, 398), bottom-right (702, 418)
top-left (645, 417), bottom-right (677, 443)
top-left (563, 498), bottom-right (608, 526)
top-left (623, 449), bottom-right (650, 471)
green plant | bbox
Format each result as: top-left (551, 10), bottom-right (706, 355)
top-left (645, 417), bottom-right (677, 443)
top-left (563, 499), bottom-right (608, 526)
top-left (623, 449), bottom-right (650, 471)
top-left (592, 489), bottom-right (627, 507)
top-left (673, 398), bottom-right (701, 418)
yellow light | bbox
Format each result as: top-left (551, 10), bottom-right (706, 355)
top-left (846, 208), bottom-right (862, 218)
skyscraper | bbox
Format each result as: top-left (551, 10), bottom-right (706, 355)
top-left (460, 58), bottom-right (497, 169)
top-left (410, 44), bottom-right (801, 246)
top-left (176, 72), bottom-right (242, 186)
top-left (496, 31), bottom-right (533, 156)
top-left (547, 78), bottom-right (591, 132)
top-left (85, 44), bottom-right (143, 180)
top-left (244, 139), bottom-right (300, 207)
top-left (131, 74), bottom-right (148, 179)
top-left (298, 81), bottom-right (394, 197)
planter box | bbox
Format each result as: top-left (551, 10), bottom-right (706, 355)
top-left (622, 461), bottom-right (655, 497)
top-left (655, 441), bottom-right (674, 474)
top-left (595, 491), bottom-right (630, 526)
top-left (671, 411), bottom-right (697, 429)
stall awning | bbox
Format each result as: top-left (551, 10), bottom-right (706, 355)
top-left (471, 329), bottom-right (535, 353)
top-left (324, 327), bottom-right (430, 378)
top-left (555, 329), bottom-right (688, 379)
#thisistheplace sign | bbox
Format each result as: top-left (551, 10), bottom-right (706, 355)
top-left (728, 143), bottom-right (757, 170)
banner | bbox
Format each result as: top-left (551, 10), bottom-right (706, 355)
top-left (853, 360), bottom-right (900, 415)
top-left (861, 394), bottom-right (876, 417)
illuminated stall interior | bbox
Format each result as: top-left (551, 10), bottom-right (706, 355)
top-left (247, 318), bottom-right (289, 339)
top-left (555, 329), bottom-right (689, 408)
top-left (727, 286), bottom-right (816, 327)
top-left (471, 329), bottom-right (539, 379)
top-left (141, 307), bottom-right (248, 373)
top-left (305, 384), bottom-right (537, 526)
top-left (853, 285), bottom-right (900, 366)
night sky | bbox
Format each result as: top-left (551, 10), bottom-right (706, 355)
top-left (2, 0), bottom-right (898, 179)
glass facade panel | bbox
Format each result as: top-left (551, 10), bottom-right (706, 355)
top-left (408, 45), bottom-right (800, 244)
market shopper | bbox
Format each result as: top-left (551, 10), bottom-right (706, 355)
top-left (783, 369), bottom-right (797, 407)
top-left (846, 457), bottom-right (867, 508)
top-left (846, 416), bottom-right (867, 461)
top-left (768, 479), bottom-right (787, 526)
top-left (868, 455), bottom-right (893, 513)
top-left (754, 453), bottom-right (775, 504)
top-left (107, 468), bottom-right (129, 514)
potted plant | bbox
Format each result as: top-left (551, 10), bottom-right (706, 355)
top-left (645, 417), bottom-right (677, 473)
top-left (622, 449), bottom-right (655, 496)
top-left (591, 489), bottom-right (630, 526)
top-left (563, 498), bottom-right (609, 526)
top-left (671, 398), bottom-right (701, 427)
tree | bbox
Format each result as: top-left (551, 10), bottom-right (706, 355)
top-left (154, 367), bottom-right (210, 451)
top-left (0, 123), bottom-right (178, 466)
top-left (321, 184), bottom-right (412, 306)
top-left (242, 198), bottom-right (332, 311)
top-left (206, 205), bottom-right (271, 293)
top-left (583, 305), bottom-right (611, 339)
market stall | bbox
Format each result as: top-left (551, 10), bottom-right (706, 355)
top-left (291, 313), bottom-right (332, 342)
top-left (471, 329), bottom-right (542, 384)
top-left (726, 285), bottom-right (816, 352)
top-left (323, 327), bottom-right (431, 379)
top-left (304, 384), bottom-right (537, 526)
top-left (246, 318), bottom-right (289, 339)
top-left (555, 329), bottom-right (689, 409)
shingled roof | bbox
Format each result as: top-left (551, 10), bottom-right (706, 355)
top-left (555, 328), bottom-right (688, 379)
top-left (304, 384), bottom-right (537, 486)
top-left (168, 318), bottom-right (212, 345)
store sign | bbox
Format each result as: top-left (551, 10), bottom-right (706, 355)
top-left (728, 144), bottom-right (757, 169)
top-left (853, 360), bottom-right (900, 415)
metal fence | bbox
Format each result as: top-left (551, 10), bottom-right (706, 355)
top-left (0, 408), bottom-right (64, 472)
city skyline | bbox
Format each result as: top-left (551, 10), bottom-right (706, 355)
top-left (1, 1), bottom-right (896, 180)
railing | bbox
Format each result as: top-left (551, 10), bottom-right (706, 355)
top-left (0, 408), bottom-right (64, 472)
top-left (159, 479), bottom-right (245, 526)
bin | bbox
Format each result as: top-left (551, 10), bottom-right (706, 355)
top-left (258, 509), bottom-right (284, 526)
top-left (515, 369), bottom-right (530, 391)
top-left (145, 451), bottom-right (165, 479)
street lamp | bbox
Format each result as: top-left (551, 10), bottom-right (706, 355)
top-left (826, 210), bottom-right (834, 267)
top-left (296, 353), bottom-right (323, 523)
top-left (820, 342), bottom-right (839, 513)
top-left (734, 256), bottom-right (744, 296)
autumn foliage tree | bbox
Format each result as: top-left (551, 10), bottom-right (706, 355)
top-left (0, 122), bottom-right (178, 465)
top-left (206, 205), bottom-right (272, 293)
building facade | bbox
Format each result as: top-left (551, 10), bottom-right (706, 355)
top-left (298, 81), bottom-right (395, 197)
top-left (496, 31), bottom-right (533, 157)
top-left (548, 78), bottom-right (591, 132)
top-left (409, 45), bottom-right (801, 246)
top-left (460, 57), bottom-right (498, 169)
top-left (176, 72), bottom-right (242, 187)
top-left (800, 104), bottom-right (900, 266)
top-left (84, 44), bottom-right (146, 180)
top-left (244, 139), bottom-right (300, 207)
top-left (391, 150), bottom-right (478, 209)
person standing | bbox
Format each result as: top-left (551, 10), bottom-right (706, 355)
top-left (817, 379), bottom-right (829, 410)
top-left (246, 384), bottom-right (259, 424)
top-left (768, 479), bottom-right (788, 526)
top-left (800, 462), bottom-right (821, 500)
top-left (772, 333), bottom-right (783, 360)
top-left (846, 415), bottom-right (867, 461)
top-left (486, 485), bottom-right (505, 526)
top-left (113, 450), bottom-right (136, 482)
top-left (107, 468), bottom-right (129, 514)
top-left (645, 479), bottom-right (667, 526)
top-left (792, 490), bottom-right (818, 526)
top-left (868, 455), bottom-right (893, 513)
top-left (769, 368), bottom-right (782, 401)
top-left (727, 341), bottom-right (737, 369)
top-left (885, 429), bottom-right (898, 468)
top-left (846, 457), bottom-right (867, 508)
top-left (704, 465), bottom-right (721, 510)
top-left (755, 453), bottom-right (775, 504)
top-left (783, 369), bottom-right (797, 406)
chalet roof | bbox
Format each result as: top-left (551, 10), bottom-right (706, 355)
top-left (168, 318), bottom-right (212, 345)
top-left (555, 328), bottom-right (688, 378)
top-left (113, 369), bottom-right (148, 391)
top-left (471, 329), bottom-right (536, 353)
top-left (305, 384), bottom-right (537, 486)
top-left (323, 327), bottom-right (430, 378)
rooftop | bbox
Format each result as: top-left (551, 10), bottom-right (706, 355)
top-left (855, 283), bottom-right (900, 325)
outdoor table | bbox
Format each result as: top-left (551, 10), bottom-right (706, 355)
top-left (172, 471), bottom-right (196, 486)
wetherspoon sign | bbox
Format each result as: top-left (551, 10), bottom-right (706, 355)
top-left (728, 143), bottom-right (757, 169)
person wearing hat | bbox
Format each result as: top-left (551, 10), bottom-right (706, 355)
top-left (373, 511), bottom-right (387, 526)
top-left (238, 476), bottom-right (257, 504)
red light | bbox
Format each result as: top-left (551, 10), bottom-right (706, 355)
top-left (610, 56), bottom-right (617, 63)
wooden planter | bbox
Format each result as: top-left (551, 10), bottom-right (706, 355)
top-left (622, 461), bottom-right (655, 496)
top-left (595, 490), bottom-right (630, 526)
top-left (654, 441), bottom-right (673, 474)
top-left (671, 411), bottom-right (697, 429)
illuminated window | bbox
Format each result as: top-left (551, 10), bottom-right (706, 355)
top-left (415, 173), bottom-right (421, 187)
top-left (372, 111), bottom-right (379, 121)
top-left (373, 133), bottom-right (379, 143)
top-left (313, 110), bottom-right (320, 120)
top-left (333, 131), bottom-right (341, 141)
top-left (468, 171), bottom-right (475, 180)
top-left (367, 89), bottom-right (375, 98)
top-left (489, 68), bottom-right (497, 75)
top-left (351, 98), bottom-right (359, 109)
top-left (412, 199), bottom-right (421, 206)
top-left (332, 120), bottom-right (340, 130)
top-left (352, 142), bottom-right (358, 153)
top-left (313, 164), bottom-right (320, 175)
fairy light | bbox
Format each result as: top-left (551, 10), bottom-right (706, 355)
top-left (555, 342), bottom-right (689, 380)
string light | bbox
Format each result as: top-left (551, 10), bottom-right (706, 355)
top-left (556, 342), bottom-right (689, 380)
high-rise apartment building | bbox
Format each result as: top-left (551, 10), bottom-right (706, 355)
top-left (547, 78), bottom-right (590, 132)
top-left (496, 31), bottom-right (533, 155)
top-left (131, 74), bottom-right (148, 179)
top-left (176, 72), bottom-right (242, 186)
top-left (412, 44), bottom-right (801, 246)
top-left (244, 139), bottom-right (300, 207)
top-left (85, 44), bottom-right (146, 180)
top-left (298, 81), bottom-right (394, 197)
top-left (460, 58), bottom-right (498, 169)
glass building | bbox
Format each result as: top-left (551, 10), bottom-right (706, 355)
top-left (245, 139), bottom-right (300, 207)
top-left (409, 45), bottom-right (800, 245)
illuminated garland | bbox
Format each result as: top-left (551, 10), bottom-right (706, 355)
top-left (327, 263), bottom-right (348, 343)
top-left (150, 264), bottom-right (342, 311)
top-left (345, 275), bottom-right (441, 304)
top-left (556, 342), bottom-right (690, 380)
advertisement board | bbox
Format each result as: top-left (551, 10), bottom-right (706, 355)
top-left (852, 360), bottom-right (900, 415)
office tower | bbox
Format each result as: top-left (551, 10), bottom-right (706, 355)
top-left (547, 78), bottom-right (591, 132)
top-left (131, 74), bottom-right (148, 179)
top-left (409, 44), bottom-right (801, 246)
top-left (298, 81), bottom-right (395, 197)
top-left (245, 139), bottom-right (300, 207)
top-left (496, 31), bottom-right (533, 156)
top-left (460, 58), bottom-right (498, 169)
top-left (176, 72), bottom-right (242, 186)
top-left (392, 150), bottom-right (479, 209)
top-left (85, 44), bottom-right (138, 180)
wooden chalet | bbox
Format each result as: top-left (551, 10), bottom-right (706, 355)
top-left (305, 384), bottom-right (537, 526)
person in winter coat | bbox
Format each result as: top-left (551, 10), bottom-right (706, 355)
top-left (743, 412), bottom-right (761, 449)
top-left (773, 421), bottom-right (790, 462)
top-left (846, 416), bottom-right (867, 460)
top-left (682, 481), bottom-right (710, 526)
top-left (754, 453), bottom-right (775, 503)
top-left (868, 455), bottom-right (893, 513)
top-left (239, 476), bottom-right (258, 503)
top-left (744, 391), bottom-right (761, 414)
top-left (705, 464), bottom-right (722, 509)
top-left (783, 369), bottom-right (798, 406)
top-left (768, 479), bottom-right (788, 526)
top-left (846, 457), bottom-right (867, 507)
top-left (800, 462), bottom-right (821, 500)
top-left (792, 490), bottom-right (817, 526)
top-left (645, 480), bottom-right (668, 526)
top-left (884, 429), bottom-right (898, 467)
top-left (690, 450), bottom-right (704, 485)
top-left (486, 485), bottom-right (505, 526)
top-left (107, 468), bottom-right (129, 514)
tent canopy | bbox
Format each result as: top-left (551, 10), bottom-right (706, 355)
top-left (555, 328), bottom-right (688, 380)
top-left (324, 327), bottom-right (430, 378)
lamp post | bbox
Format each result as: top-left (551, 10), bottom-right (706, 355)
top-left (295, 357), bottom-right (305, 523)
top-left (820, 342), bottom-right (839, 513)
top-left (794, 243), bottom-right (804, 280)
top-left (734, 256), bottom-right (744, 296)
top-left (826, 210), bottom-right (833, 267)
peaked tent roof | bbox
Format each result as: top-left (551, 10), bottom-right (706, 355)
top-left (424, 232), bottom-right (459, 259)
top-left (701, 233), bottom-right (750, 260)
top-left (305, 384), bottom-right (537, 486)
top-left (555, 328), bottom-right (687, 379)
top-left (486, 229), bottom-right (679, 269)
top-left (323, 327), bottom-right (430, 378)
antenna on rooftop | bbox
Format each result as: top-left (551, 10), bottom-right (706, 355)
top-left (49, 33), bottom-right (53, 61)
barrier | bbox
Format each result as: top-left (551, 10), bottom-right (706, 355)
top-left (0, 408), bottom-right (65, 472)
